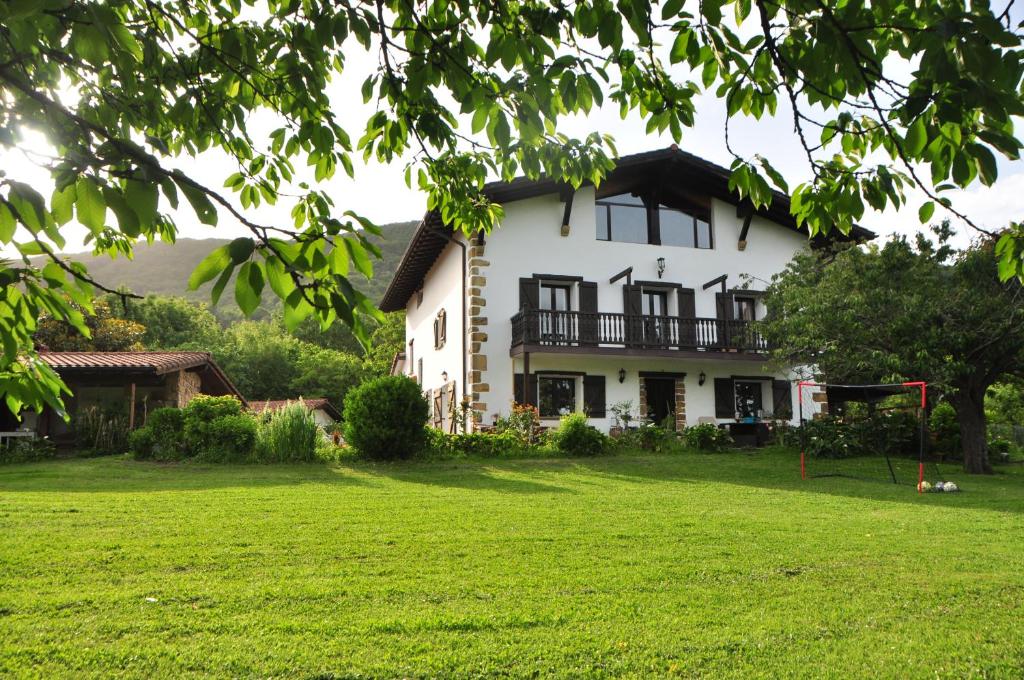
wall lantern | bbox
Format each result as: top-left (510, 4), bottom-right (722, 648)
top-left (698, 371), bottom-right (706, 386)
top-left (618, 368), bottom-right (627, 384)
top-left (441, 370), bottom-right (448, 383)
top-left (656, 257), bottom-right (666, 279)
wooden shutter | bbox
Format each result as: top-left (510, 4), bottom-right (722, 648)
top-left (678, 288), bottom-right (696, 317)
top-left (623, 285), bottom-right (642, 315)
top-left (519, 277), bottom-right (540, 309)
top-left (513, 373), bottom-right (538, 406)
top-left (438, 309), bottom-right (446, 347)
top-left (714, 378), bottom-right (735, 418)
top-left (579, 281), bottom-right (598, 345)
top-left (715, 292), bottom-right (734, 319)
top-left (772, 380), bottom-right (793, 419)
top-left (678, 287), bottom-right (697, 346)
top-left (583, 375), bottom-right (606, 418)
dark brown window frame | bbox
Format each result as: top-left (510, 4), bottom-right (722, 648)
top-left (595, 192), bottom-right (713, 250)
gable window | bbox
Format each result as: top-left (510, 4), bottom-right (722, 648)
top-left (538, 375), bottom-right (577, 417)
top-left (595, 193), bottom-right (649, 244)
top-left (734, 296), bottom-right (756, 321)
top-left (433, 309), bottom-right (447, 349)
top-left (596, 192), bottom-right (713, 249)
top-left (659, 205), bottom-right (713, 249)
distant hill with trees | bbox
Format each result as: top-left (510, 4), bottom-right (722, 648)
top-left (46, 220), bottom-right (419, 321)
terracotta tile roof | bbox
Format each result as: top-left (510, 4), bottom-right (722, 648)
top-left (39, 351), bottom-right (214, 374)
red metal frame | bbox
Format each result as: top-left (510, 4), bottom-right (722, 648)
top-left (797, 380), bottom-right (928, 492)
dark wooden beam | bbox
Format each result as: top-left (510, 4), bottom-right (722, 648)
top-left (609, 266), bottom-right (633, 286)
top-left (559, 186), bottom-right (574, 236)
top-left (737, 202), bottom-right (754, 251)
top-left (702, 274), bottom-right (728, 293)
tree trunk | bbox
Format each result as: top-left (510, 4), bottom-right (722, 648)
top-left (954, 388), bottom-right (993, 474)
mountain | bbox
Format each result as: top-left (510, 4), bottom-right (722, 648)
top-left (47, 220), bottom-right (419, 319)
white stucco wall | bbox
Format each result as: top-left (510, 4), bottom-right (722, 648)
top-left (471, 186), bottom-right (811, 430)
top-left (405, 238), bottom-right (467, 398)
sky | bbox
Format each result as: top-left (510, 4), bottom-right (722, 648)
top-left (6, 8), bottom-right (1023, 256)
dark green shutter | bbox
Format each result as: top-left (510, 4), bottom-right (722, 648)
top-left (714, 378), bottom-right (735, 418)
top-left (583, 375), bottom-right (606, 418)
top-left (772, 380), bottom-right (793, 419)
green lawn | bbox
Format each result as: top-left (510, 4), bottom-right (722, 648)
top-left (1, 450), bottom-right (1022, 678)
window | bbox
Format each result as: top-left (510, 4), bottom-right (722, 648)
top-left (417, 358), bottom-right (423, 386)
top-left (433, 309), bottom-right (447, 349)
top-left (596, 192), bottom-right (713, 249)
top-left (538, 375), bottom-right (577, 418)
top-left (734, 380), bottom-right (763, 419)
top-left (659, 205), bottom-right (713, 249)
top-left (539, 283), bottom-right (571, 311)
top-left (596, 193), bottom-right (648, 244)
top-left (734, 296), bottom-right (756, 321)
top-left (539, 282), bottom-right (572, 341)
top-left (642, 290), bottom-right (667, 316)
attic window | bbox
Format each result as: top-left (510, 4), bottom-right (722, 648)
top-left (596, 192), bottom-right (713, 249)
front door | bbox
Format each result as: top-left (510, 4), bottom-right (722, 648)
top-left (644, 378), bottom-right (676, 429)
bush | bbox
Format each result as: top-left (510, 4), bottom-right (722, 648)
top-left (73, 406), bottom-right (131, 455)
top-left (255, 401), bottom-right (320, 463)
top-left (182, 395), bottom-right (257, 462)
top-left (614, 422), bottom-right (677, 452)
top-left (930, 401), bottom-right (960, 456)
top-left (343, 376), bottom-right (429, 460)
top-left (494, 403), bottom-right (541, 445)
top-left (129, 407), bottom-right (186, 460)
top-left (551, 412), bottom-right (607, 457)
top-left (682, 423), bottom-right (731, 451)
top-left (0, 437), bottom-right (57, 465)
top-left (426, 429), bottom-right (533, 459)
top-left (801, 411), bottom-right (920, 459)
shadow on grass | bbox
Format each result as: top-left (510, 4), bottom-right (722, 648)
top-left (535, 448), bottom-right (1024, 515)
top-left (356, 459), bottom-right (575, 495)
top-left (2, 449), bottom-right (1019, 513)
top-left (0, 455), bottom-right (377, 494)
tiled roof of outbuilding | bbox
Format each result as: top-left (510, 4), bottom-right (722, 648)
top-left (40, 351), bottom-right (214, 373)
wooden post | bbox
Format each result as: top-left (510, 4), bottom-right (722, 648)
top-left (522, 352), bottom-right (531, 406)
top-left (128, 382), bottom-right (136, 430)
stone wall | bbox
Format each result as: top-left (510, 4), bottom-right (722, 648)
top-left (466, 240), bottom-right (489, 428)
top-left (165, 370), bottom-right (202, 408)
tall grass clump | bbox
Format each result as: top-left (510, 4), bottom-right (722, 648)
top-left (255, 401), bottom-right (320, 463)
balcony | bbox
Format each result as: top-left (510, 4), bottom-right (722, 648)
top-left (510, 309), bottom-right (769, 358)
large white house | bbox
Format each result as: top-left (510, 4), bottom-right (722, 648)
top-left (380, 147), bottom-right (871, 439)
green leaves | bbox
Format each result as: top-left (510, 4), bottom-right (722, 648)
top-left (234, 261), bottom-right (264, 317)
top-left (75, 177), bottom-right (106, 234)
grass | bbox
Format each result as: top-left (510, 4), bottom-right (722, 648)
top-left (1, 448), bottom-right (1022, 678)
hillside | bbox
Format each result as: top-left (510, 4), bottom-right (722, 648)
top-left (47, 220), bottom-right (419, 318)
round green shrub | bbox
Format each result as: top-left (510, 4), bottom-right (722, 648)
top-left (182, 396), bottom-right (256, 462)
top-left (343, 376), bottom-right (429, 460)
top-left (552, 412), bottom-right (607, 457)
top-left (130, 407), bottom-right (185, 460)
